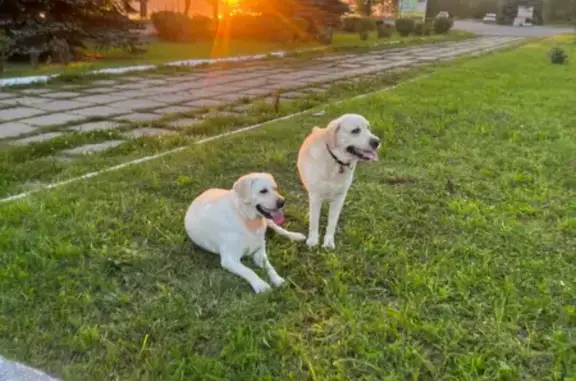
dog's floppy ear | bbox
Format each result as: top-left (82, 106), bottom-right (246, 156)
top-left (233, 176), bottom-right (253, 204)
top-left (325, 120), bottom-right (340, 148)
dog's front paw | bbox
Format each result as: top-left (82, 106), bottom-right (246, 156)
top-left (271, 275), bottom-right (285, 287)
top-left (288, 232), bottom-right (306, 242)
top-left (306, 236), bottom-right (319, 247)
top-left (253, 251), bottom-right (266, 268)
top-left (252, 280), bottom-right (272, 294)
top-left (322, 235), bottom-right (335, 249)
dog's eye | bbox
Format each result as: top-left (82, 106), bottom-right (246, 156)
top-left (351, 128), bottom-right (361, 134)
top-left (259, 189), bottom-right (269, 194)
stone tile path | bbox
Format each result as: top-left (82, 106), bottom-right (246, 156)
top-left (0, 37), bottom-right (522, 150)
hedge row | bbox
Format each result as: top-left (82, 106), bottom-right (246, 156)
top-left (151, 12), bottom-right (455, 43)
top-left (151, 11), bottom-right (319, 43)
top-left (343, 16), bottom-right (454, 37)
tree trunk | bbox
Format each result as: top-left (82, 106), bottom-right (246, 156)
top-left (365, 0), bottom-right (372, 16)
top-left (212, 0), bottom-right (219, 21)
top-left (184, 0), bottom-right (191, 15)
top-left (140, 0), bottom-right (148, 18)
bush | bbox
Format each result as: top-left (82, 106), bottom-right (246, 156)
top-left (219, 15), bottom-right (295, 42)
top-left (341, 16), bottom-right (360, 32)
top-left (357, 17), bottom-right (373, 40)
top-left (151, 12), bottom-right (213, 42)
top-left (0, 31), bottom-right (14, 73)
top-left (412, 22), bottom-right (433, 36)
top-left (292, 17), bottom-right (313, 41)
top-left (47, 37), bottom-right (72, 64)
top-left (433, 17), bottom-right (454, 34)
top-left (376, 22), bottom-right (394, 38)
top-left (395, 18), bottom-right (415, 37)
top-left (341, 16), bottom-right (376, 33)
top-left (548, 47), bottom-right (568, 64)
top-left (317, 27), bottom-right (334, 45)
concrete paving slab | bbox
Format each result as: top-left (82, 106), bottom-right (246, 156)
top-left (0, 122), bottom-right (37, 138)
top-left (69, 121), bottom-right (121, 133)
top-left (9, 132), bottom-right (64, 145)
top-left (34, 100), bottom-right (90, 112)
top-left (0, 107), bottom-right (44, 121)
top-left (111, 99), bottom-right (167, 111)
top-left (153, 105), bottom-right (196, 115)
top-left (183, 99), bottom-right (227, 108)
top-left (42, 91), bottom-right (81, 99)
top-left (115, 113), bottom-right (159, 123)
top-left (20, 112), bottom-right (86, 127)
top-left (71, 106), bottom-right (127, 118)
top-left (1, 97), bottom-right (50, 106)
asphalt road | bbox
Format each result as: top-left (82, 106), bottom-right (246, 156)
top-left (454, 20), bottom-right (574, 37)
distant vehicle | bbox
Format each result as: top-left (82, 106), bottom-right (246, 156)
top-left (482, 13), bottom-right (497, 24)
top-left (436, 11), bottom-right (450, 19)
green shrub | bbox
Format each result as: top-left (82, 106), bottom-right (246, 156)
top-left (220, 15), bottom-right (294, 42)
top-left (433, 17), bottom-right (454, 34)
top-left (341, 16), bottom-right (376, 33)
top-left (47, 37), bottom-right (72, 64)
top-left (548, 47), bottom-right (568, 64)
top-left (0, 31), bottom-right (14, 73)
top-left (376, 22), bottom-right (393, 38)
top-left (341, 16), bottom-right (360, 32)
top-left (292, 17), bottom-right (313, 41)
top-left (317, 27), bottom-right (334, 45)
top-left (412, 22), bottom-right (424, 35)
top-left (395, 18), bottom-right (415, 37)
top-left (151, 11), bottom-right (213, 42)
top-left (412, 22), bottom-right (433, 36)
top-left (357, 17), bottom-right (373, 40)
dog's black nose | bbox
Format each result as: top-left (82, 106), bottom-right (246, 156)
top-left (369, 138), bottom-right (381, 149)
top-left (276, 198), bottom-right (285, 209)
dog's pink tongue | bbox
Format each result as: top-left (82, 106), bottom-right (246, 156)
top-left (366, 150), bottom-right (379, 161)
top-left (271, 210), bottom-right (285, 225)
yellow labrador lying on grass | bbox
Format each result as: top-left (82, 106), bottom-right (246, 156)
top-left (298, 114), bottom-right (381, 249)
top-left (185, 173), bottom-right (305, 293)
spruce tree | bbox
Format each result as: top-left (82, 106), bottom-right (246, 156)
top-left (0, 0), bottom-right (145, 60)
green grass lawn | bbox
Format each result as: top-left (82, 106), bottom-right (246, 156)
top-left (1, 37), bottom-right (575, 381)
top-left (1, 31), bottom-right (474, 78)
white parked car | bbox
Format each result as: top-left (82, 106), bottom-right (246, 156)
top-left (482, 13), bottom-right (497, 24)
top-left (436, 11), bottom-right (450, 19)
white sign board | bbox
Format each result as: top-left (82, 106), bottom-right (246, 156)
top-left (399, 0), bottom-right (428, 19)
top-left (517, 6), bottom-right (534, 19)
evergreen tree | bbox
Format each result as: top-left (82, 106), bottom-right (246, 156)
top-left (0, 0), bottom-right (145, 59)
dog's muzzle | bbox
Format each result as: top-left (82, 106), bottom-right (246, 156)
top-left (256, 203), bottom-right (285, 225)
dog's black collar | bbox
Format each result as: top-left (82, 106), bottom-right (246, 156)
top-left (326, 144), bottom-right (350, 173)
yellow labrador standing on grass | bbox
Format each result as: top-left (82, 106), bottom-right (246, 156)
top-left (185, 173), bottom-right (306, 293)
top-left (297, 114), bottom-right (381, 249)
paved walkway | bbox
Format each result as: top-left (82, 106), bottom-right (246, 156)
top-left (454, 20), bottom-right (574, 37)
top-left (0, 36), bottom-right (522, 154)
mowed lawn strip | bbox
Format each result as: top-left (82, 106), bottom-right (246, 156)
top-left (1, 38), bottom-right (575, 381)
top-left (1, 31), bottom-right (474, 78)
